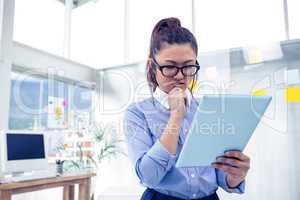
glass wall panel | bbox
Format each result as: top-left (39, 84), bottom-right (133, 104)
top-left (14, 0), bottom-right (65, 56)
top-left (129, 0), bottom-right (192, 63)
top-left (195, 0), bottom-right (286, 52)
top-left (71, 0), bottom-right (125, 68)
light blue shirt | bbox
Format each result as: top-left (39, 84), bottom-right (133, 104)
top-left (124, 91), bottom-right (245, 199)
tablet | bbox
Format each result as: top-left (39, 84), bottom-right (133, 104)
top-left (176, 94), bottom-right (272, 167)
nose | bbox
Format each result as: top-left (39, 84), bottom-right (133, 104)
top-left (174, 69), bottom-right (184, 80)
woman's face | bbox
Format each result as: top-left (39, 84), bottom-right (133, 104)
top-left (152, 43), bottom-right (197, 93)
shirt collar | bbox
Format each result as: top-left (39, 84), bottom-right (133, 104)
top-left (153, 87), bottom-right (192, 109)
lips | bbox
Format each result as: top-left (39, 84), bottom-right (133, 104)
top-left (174, 82), bottom-right (185, 86)
top-left (172, 82), bottom-right (186, 89)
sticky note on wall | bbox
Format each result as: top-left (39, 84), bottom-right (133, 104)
top-left (286, 88), bottom-right (300, 102)
top-left (252, 89), bottom-right (267, 96)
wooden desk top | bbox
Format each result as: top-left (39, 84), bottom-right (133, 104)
top-left (0, 172), bottom-right (96, 190)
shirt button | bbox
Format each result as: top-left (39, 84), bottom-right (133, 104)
top-left (191, 173), bottom-right (195, 178)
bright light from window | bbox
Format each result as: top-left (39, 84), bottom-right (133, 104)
top-left (205, 66), bottom-right (218, 81)
top-left (71, 0), bottom-right (125, 69)
top-left (195, 0), bottom-right (286, 52)
top-left (13, 0), bottom-right (65, 56)
top-left (0, 0), bottom-right (3, 46)
top-left (129, 0), bottom-right (193, 63)
top-left (288, 0), bottom-right (300, 39)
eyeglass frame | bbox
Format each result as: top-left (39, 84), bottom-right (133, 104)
top-left (151, 56), bottom-right (200, 77)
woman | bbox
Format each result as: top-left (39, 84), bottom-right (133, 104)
top-left (124, 17), bottom-right (250, 200)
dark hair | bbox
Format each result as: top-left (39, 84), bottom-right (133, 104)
top-left (146, 17), bottom-right (199, 94)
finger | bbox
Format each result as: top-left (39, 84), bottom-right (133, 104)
top-left (172, 86), bottom-right (184, 92)
top-left (216, 156), bottom-right (250, 170)
top-left (169, 88), bottom-right (185, 98)
top-left (212, 163), bottom-right (244, 177)
top-left (212, 162), bottom-right (241, 175)
top-left (224, 151), bottom-right (250, 162)
top-left (170, 89), bottom-right (186, 101)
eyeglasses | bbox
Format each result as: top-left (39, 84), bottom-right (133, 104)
top-left (152, 57), bottom-right (200, 77)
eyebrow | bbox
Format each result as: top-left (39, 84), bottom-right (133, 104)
top-left (164, 59), bottom-right (195, 65)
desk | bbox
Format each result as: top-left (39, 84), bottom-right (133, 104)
top-left (0, 172), bottom-right (96, 200)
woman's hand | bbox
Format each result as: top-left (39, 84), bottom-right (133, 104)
top-left (168, 87), bottom-right (187, 120)
top-left (212, 151), bottom-right (250, 188)
top-left (159, 87), bottom-right (187, 155)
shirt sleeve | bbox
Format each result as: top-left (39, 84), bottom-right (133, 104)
top-left (216, 168), bottom-right (246, 194)
top-left (124, 104), bottom-right (176, 188)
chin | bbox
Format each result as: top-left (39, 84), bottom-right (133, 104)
top-left (179, 85), bottom-right (187, 90)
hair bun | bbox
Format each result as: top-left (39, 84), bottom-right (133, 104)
top-left (154, 17), bottom-right (181, 33)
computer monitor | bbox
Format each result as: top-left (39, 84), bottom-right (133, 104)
top-left (0, 130), bottom-right (50, 175)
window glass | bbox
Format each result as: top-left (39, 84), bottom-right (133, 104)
top-left (9, 72), bottom-right (42, 130)
top-left (9, 71), bottom-right (93, 131)
top-left (70, 0), bottom-right (125, 68)
top-left (13, 0), bottom-right (64, 56)
top-left (129, 0), bottom-right (192, 62)
top-left (288, 0), bottom-right (300, 39)
top-left (195, 0), bottom-right (286, 52)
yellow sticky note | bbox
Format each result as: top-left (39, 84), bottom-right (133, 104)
top-left (286, 88), bottom-right (300, 102)
top-left (252, 89), bottom-right (267, 96)
top-left (55, 106), bottom-right (63, 119)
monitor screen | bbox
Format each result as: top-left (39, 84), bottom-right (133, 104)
top-left (6, 133), bottom-right (45, 161)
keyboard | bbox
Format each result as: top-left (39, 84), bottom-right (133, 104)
top-left (1, 172), bottom-right (57, 183)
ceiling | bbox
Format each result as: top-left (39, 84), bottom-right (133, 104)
top-left (57, 0), bottom-right (97, 9)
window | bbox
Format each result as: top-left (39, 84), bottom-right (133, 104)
top-left (288, 0), bottom-right (300, 39)
top-left (13, 0), bottom-right (65, 56)
top-left (42, 78), bottom-right (68, 129)
top-left (9, 71), bottom-right (94, 130)
top-left (0, 0), bottom-right (3, 59)
top-left (69, 85), bottom-right (93, 130)
top-left (128, 0), bottom-right (192, 63)
top-left (195, 0), bottom-right (286, 52)
top-left (72, 86), bottom-right (92, 112)
top-left (9, 73), bottom-right (42, 130)
top-left (70, 0), bottom-right (125, 68)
